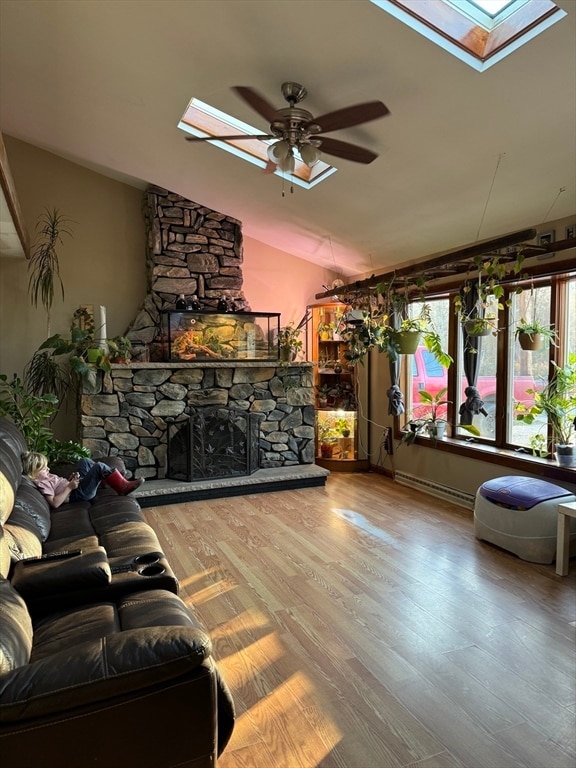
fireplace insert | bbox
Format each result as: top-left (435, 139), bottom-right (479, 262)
top-left (167, 409), bottom-right (260, 481)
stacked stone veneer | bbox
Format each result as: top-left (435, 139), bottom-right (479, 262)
top-left (127, 185), bottom-right (251, 362)
top-left (81, 363), bottom-right (315, 479)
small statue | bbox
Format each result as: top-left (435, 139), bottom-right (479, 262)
top-left (387, 384), bottom-right (405, 416)
top-left (459, 385), bottom-right (488, 425)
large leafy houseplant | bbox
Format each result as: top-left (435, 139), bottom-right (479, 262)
top-left (0, 374), bottom-right (89, 463)
top-left (26, 307), bottom-right (112, 398)
top-left (515, 358), bottom-right (576, 464)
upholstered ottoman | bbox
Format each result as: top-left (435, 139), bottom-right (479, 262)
top-left (474, 476), bottom-right (576, 563)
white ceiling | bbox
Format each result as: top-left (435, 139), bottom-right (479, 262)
top-left (1, 0), bottom-right (574, 277)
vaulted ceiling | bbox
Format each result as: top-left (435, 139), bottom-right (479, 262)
top-left (0, 0), bottom-right (574, 277)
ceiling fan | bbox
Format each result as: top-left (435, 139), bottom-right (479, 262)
top-left (185, 82), bottom-right (390, 171)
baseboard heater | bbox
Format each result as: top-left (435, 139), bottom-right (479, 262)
top-left (394, 471), bottom-right (475, 510)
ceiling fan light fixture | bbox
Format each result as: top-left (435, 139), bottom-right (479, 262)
top-left (268, 139), bottom-right (291, 163)
top-left (300, 143), bottom-right (321, 167)
top-left (277, 150), bottom-right (296, 173)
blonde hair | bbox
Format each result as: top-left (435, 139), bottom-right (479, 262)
top-left (22, 452), bottom-right (48, 480)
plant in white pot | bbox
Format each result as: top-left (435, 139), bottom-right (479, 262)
top-left (515, 358), bottom-right (576, 466)
top-left (399, 387), bottom-right (450, 445)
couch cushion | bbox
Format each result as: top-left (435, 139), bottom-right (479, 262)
top-left (0, 578), bottom-right (33, 673)
top-left (3, 524), bottom-right (42, 561)
top-left (100, 522), bottom-right (163, 558)
top-left (46, 504), bottom-right (95, 543)
top-left (11, 479), bottom-right (51, 541)
top-left (31, 603), bottom-right (118, 662)
top-left (0, 529), bottom-right (11, 579)
top-left (0, 470), bottom-right (15, 527)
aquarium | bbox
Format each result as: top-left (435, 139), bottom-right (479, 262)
top-left (161, 311), bottom-right (281, 362)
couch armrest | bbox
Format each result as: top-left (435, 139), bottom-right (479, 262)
top-left (0, 626), bottom-right (212, 722)
top-left (10, 546), bottom-right (111, 600)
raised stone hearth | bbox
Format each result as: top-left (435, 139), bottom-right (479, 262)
top-left (81, 362), bottom-right (315, 481)
top-left (132, 464), bottom-right (329, 507)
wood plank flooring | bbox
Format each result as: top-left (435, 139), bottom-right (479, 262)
top-left (143, 472), bottom-right (576, 768)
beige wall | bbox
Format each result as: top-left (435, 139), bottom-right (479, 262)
top-left (0, 136), bottom-right (333, 437)
top-left (242, 235), bottom-right (336, 330)
top-left (0, 136), bottom-right (146, 381)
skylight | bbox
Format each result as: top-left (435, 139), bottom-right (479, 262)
top-left (370, 0), bottom-right (566, 71)
top-left (469, 0), bottom-right (514, 15)
top-left (178, 98), bottom-right (337, 190)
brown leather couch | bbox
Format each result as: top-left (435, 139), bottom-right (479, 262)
top-left (0, 417), bottom-right (234, 767)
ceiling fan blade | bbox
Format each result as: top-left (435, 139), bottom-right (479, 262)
top-left (263, 160), bottom-right (277, 174)
top-left (233, 86), bottom-right (280, 123)
top-left (184, 133), bottom-right (275, 141)
top-left (185, 133), bottom-right (273, 142)
top-left (311, 101), bottom-right (390, 133)
top-left (318, 137), bottom-right (378, 164)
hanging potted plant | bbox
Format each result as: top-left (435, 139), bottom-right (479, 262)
top-left (455, 251), bottom-right (525, 343)
top-left (463, 316), bottom-right (496, 337)
top-left (514, 319), bottom-right (557, 351)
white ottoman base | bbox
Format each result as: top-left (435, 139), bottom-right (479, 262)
top-left (474, 488), bottom-right (576, 564)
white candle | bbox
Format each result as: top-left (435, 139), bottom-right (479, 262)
top-left (97, 305), bottom-right (108, 350)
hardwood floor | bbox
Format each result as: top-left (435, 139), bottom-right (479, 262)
top-left (143, 472), bottom-right (576, 768)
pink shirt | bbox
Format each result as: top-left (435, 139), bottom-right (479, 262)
top-left (34, 472), bottom-right (71, 500)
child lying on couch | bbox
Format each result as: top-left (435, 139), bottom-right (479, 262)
top-left (22, 452), bottom-right (144, 509)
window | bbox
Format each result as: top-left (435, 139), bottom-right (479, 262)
top-left (370, 0), bottom-right (567, 70)
top-left (178, 98), bottom-right (337, 189)
top-left (402, 272), bottom-right (575, 475)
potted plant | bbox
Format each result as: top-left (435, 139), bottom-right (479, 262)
top-left (0, 374), bottom-right (89, 463)
top-left (317, 421), bottom-right (339, 458)
top-left (515, 358), bottom-right (576, 467)
top-left (26, 308), bottom-right (112, 398)
top-left (399, 387), bottom-right (451, 445)
top-left (317, 320), bottom-right (335, 341)
top-left (514, 318), bottom-right (557, 351)
top-left (27, 207), bottom-right (73, 336)
top-left (462, 316), bottom-right (497, 337)
top-left (315, 383), bottom-right (331, 408)
top-left (108, 336), bottom-right (133, 363)
top-left (454, 252), bottom-right (525, 346)
top-left (277, 314), bottom-right (307, 363)
top-left (392, 305), bottom-right (452, 367)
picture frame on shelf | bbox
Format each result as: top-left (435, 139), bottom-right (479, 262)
top-left (566, 224), bottom-right (575, 240)
top-left (538, 231), bottom-right (555, 247)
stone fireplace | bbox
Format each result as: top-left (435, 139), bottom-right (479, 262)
top-left (79, 185), bottom-right (315, 481)
top-left (125, 185), bottom-right (251, 362)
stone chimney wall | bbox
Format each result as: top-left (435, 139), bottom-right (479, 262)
top-left (126, 185), bottom-right (250, 361)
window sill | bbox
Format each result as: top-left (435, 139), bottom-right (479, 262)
top-left (398, 432), bottom-right (576, 485)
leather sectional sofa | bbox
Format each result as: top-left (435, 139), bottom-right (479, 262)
top-left (0, 417), bottom-right (234, 767)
